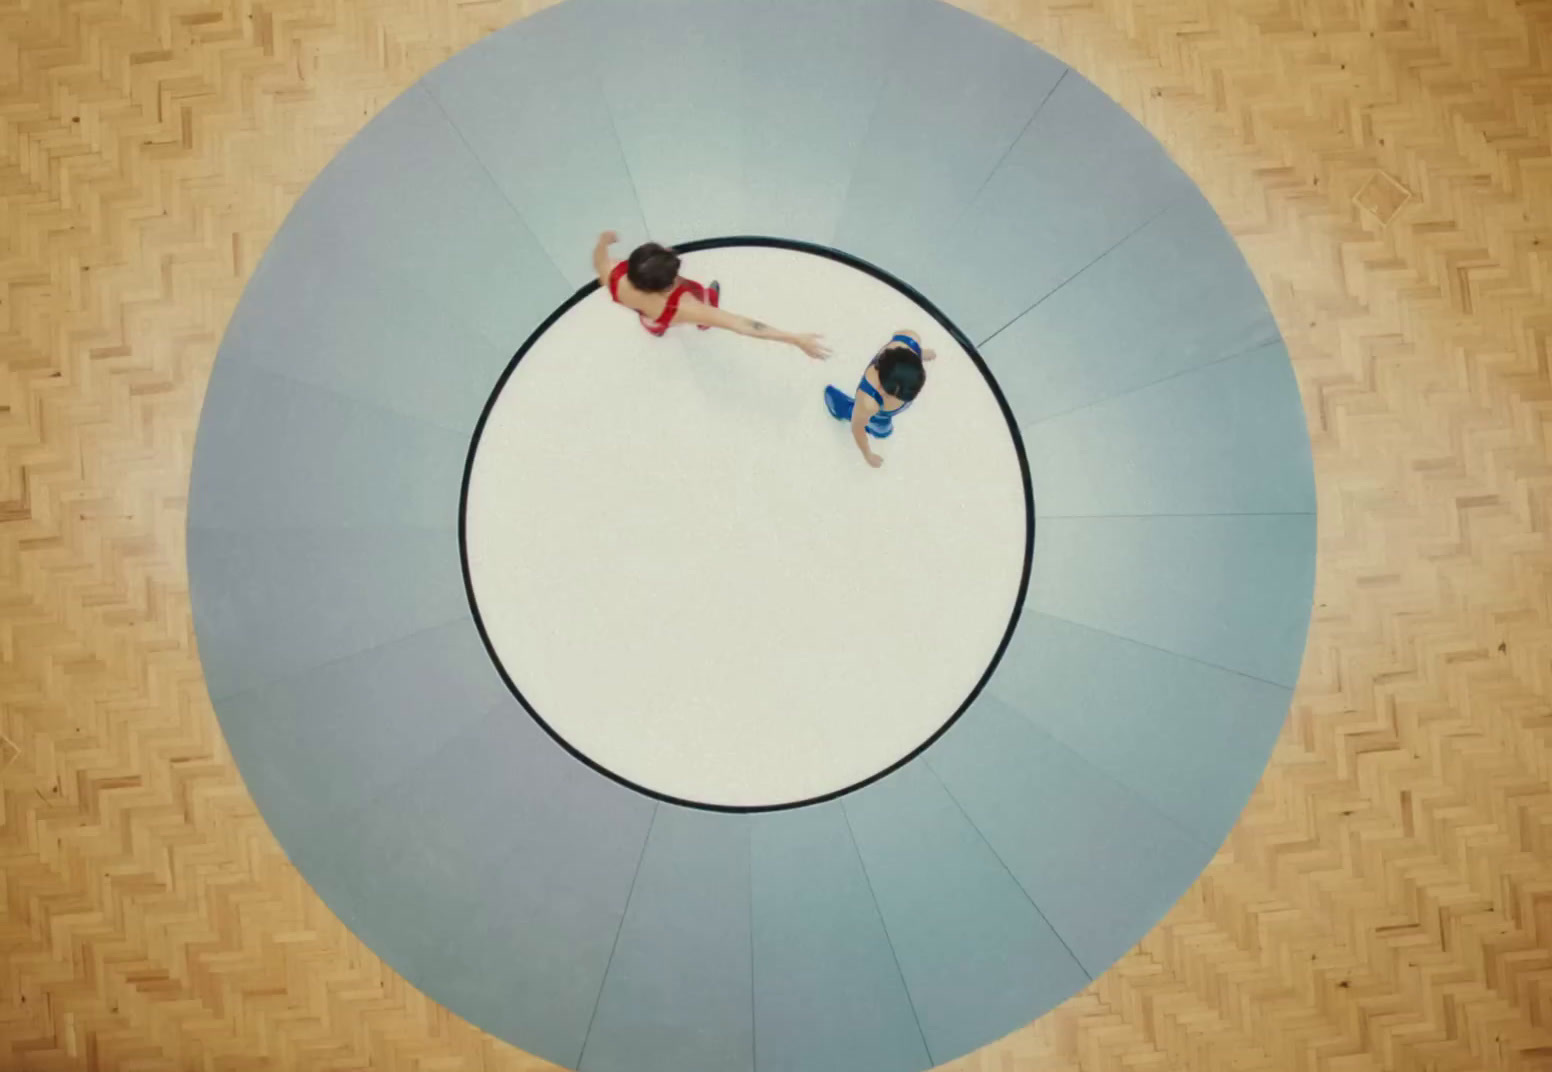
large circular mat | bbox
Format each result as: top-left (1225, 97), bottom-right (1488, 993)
top-left (188, 1), bottom-right (1317, 1069)
top-left (463, 241), bottom-right (1031, 811)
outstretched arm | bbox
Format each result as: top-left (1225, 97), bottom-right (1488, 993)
top-left (592, 230), bottom-right (618, 288)
top-left (851, 393), bottom-right (884, 468)
top-left (677, 301), bottom-right (830, 360)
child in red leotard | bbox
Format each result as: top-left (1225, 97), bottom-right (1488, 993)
top-left (591, 231), bottom-right (829, 360)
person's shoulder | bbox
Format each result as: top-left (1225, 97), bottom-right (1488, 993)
top-left (674, 294), bottom-right (711, 320)
top-left (613, 273), bottom-right (648, 309)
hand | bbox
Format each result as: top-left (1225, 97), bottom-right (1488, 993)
top-left (598, 230), bottom-right (619, 245)
top-left (795, 333), bottom-right (830, 360)
top-left (923, 346), bottom-right (938, 361)
top-left (866, 452), bottom-right (885, 469)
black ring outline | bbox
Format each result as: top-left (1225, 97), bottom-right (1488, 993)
top-left (458, 236), bottom-right (1036, 813)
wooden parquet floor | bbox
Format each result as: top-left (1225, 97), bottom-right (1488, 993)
top-left (3, 0), bottom-right (1551, 1068)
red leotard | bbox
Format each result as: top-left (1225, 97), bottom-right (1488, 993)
top-left (608, 261), bottom-right (719, 336)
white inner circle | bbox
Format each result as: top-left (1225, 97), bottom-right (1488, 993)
top-left (465, 246), bottom-right (1027, 808)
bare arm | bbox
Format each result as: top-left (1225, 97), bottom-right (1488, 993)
top-left (677, 300), bottom-right (829, 359)
top-left (592, 230), bottom-right (618, 288)
top-left (851, 392), bottom-right (884, 468)
top-left (892, 327), bottom-right (936, 361)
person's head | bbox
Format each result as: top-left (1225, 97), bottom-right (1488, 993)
top-left (876, 343), bottom-right (926, 402)
top-left (626, 242), bottom-right (681, 293)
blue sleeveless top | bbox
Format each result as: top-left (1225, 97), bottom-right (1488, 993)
top-left (855, 334), bottom-right (921, 438)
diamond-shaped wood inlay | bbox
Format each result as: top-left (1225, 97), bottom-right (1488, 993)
top-left (1353, 169), bottom-right (1413, 225)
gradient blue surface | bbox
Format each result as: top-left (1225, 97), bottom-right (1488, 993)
top-left (582, 807), bottom-right (753, 1072)
top-left (214, 619), bottom-right (508, 819)
top-left (928, 696), bottom-right (1215, 975)
top-left (985, 612), bottom-right (1294, 839)
top-left (844, 761), bottom-right (1091, 1063)
top-left (924, 70), bottom-right (1196, 342)
top-left (597, 0), bottom-right (754, 243)
top-left (424, 0), bottom-right (649, 282)
top-left (189, 527), bottom-right (465, 699)
top-left (836, 0), bottom-right (1066, 278)
top-left (982, 189), bottom-right (1282, 421)
top-left (300, 86), bottom-right (570, 343)
top-left (1030, 514), bottom-right (1316, 687)
top-left (220, 222), bottom-right (512, 431)
top-left (750, 804), bottom-right (929, 1072)
top-left (1024, 340), bottom-right (1316, 516)
top-left (189, 362), bottom-right (468, 531)
top-left (294, 706), bottom-right (657, 1066)
top-left (186, 0), bottom-right (1317, 1067)
top-left (738, 0), bottom-right (918, 245)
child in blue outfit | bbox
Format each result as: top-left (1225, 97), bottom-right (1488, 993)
top-left (824, 330), bottom-right (935, 468)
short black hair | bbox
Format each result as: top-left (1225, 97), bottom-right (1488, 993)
top-left (875, 344), bottom-right (926, 402)
top-left (626, 243), bottom-right (680, 292)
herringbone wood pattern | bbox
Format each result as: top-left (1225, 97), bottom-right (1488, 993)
top-left (3, 0), bottom-right (1550, 1068)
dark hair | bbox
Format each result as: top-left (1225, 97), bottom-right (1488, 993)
top-left (875, 344), bottom-right (926, 402)
top-left (626, 243), bottom-right (681, 292)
